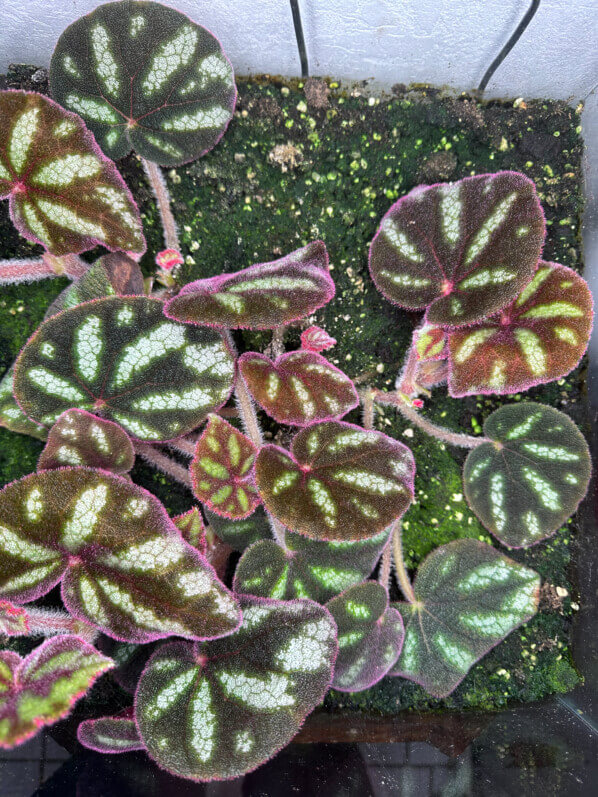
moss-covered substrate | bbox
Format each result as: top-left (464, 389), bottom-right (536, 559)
top-left (0, 66), bottom-right (587, 715)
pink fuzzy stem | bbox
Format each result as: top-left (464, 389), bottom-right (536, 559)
top-left (0, 254), bottom-right (89, 285)
top-left (395, 343), bottom-right (420, 396)
top-left (133, 442), bottom-right (192, 488)
top-left (168, 438), bottom-right (196, 458)
top-left (391, 520), bottom-right (416, 604)
top-left (141, 158), bottom-right (180, 251)
top-left (379, 541), bottom-right (392, 589)
top-left (26, 608), bottom-right (99, 643)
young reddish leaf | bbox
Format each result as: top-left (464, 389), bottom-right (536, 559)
top-left (0, 469), bottom-right (241, 643)
top-left (174, 508), bottom-right (207, 554)
top-left (13, 296), bottom-right (235, 441)
top-left (0, 90), bottom-right (145, 256)
top-left (415, 359), bottom-right (449, 390)
top-left (326, 582), bottom-right (404, 692)
top-left (135, 595), bottom-right (337, 781)
top-left (389, 540), bottom-right (540, 698)
top-left (0, 635), bottom-right (114, 749)
top-left (239, 351), bottom-right (359, 426)
top-left (413, 324), bottom-right (447, 361)
top-left (0, 367), bottom-right (47, 440)
top-left (448, 262), bottom-right (593, 396)
top-left (300, 325), bottom-right (336, 353)
top-left (0, 600), bottom-right (30, 636)
top-left (204, 506), bottom-right (272, 552)
top-left (369, 172), bottom-right (544, 327)
top-left (234, 527), bottom-right (391, 603)
top-left (50, 0), bottom-right (236, 167)
top-left (156, 249), bottom-right (184, 271)
top-left (164, 242), bottom-right (334, 330)
top-left (78, 709), bottom-right (144, 754)
top-left (464, 403), bottom-right (590, 548)
top-left (190, 414), bottom-right (259, 519)
top-left (38, 409), bottom-right (135, 473)
top-left (256, 421), bottom-right (415, 541)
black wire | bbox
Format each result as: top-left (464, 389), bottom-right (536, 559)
top-left (478, 0), bottom-right (541, 93)
top-left (289, 0), bottom-right (309, 78)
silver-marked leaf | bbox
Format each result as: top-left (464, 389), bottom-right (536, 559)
top-left (204, 506), bottom-right (272, 552)
top-left (165, 242), bottom-right (334, 330)
top-left (0, 90), bottom-right (145, 256)
top-left (0, 469), bottom-right (241, 643)
top-left (256, 421), bottom-right (415, 541)
top-left (174, 508), bottom-right (207, 554)
top-left (38, 409), bottom-right (135, 473)
top-left (0, 635), bottom-right (114, 749)
top-left (0, 367), bottom-right (47, 440)
top-left (390, 540), bottom-right (540, 698)
top-left (13, 296), bottom-right (235, 441)
top-left (0, 600), bottom-right (30, 636)
top-left (463, 403), bottom-right (591, 548)
top-left (135, 595), bottom-right (337, 781)
top-left (369, 172), bottom-right (544, 327)
top-left (327, 582), bottom-right (404, 692)
top-left (233, 527), bottom-right (391, 603)
top-left (448, 262), bottom-right (593, 396)
top-left (50, 0), bottom-right (236, 166)
top-left (78, 709), bottom-right (143, 753)
top-left (239, 351), bottom-right (359, 426)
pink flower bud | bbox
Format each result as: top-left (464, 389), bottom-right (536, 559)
top-left (156, 249), bottom-right (184, 271)
top-left (412, 398), bottom-right (424, 409)
top-left (300, 325), bottom-right (336, 353)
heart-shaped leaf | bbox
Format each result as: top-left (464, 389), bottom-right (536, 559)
top-left (256, 421), bottom-right (415, 541)
top-left (389, 540), bottom-right (540, 698)
top-left (135, 595), bottom-right (337, 781)
top-left (0, 635), bottom-right (114, 748)
top-left (0, 367), bottom-right (47, 440)
top-left (239, 351), bottom-right (359, 426)
top-left (326, 582), bottom-right (404, 692)
top-left (369, 172), bottom-right (544, 327)
top-left (0, 600), bottom-right (30, 636)
top-left (0, 469), bottom-right (241, 643)
top-left (165, 242), bottom-right (334, 330)
top-left (38, 409), bottom-right (135, 473)
top-left (447, 262), bottom-right (593, 396)
top-left (233, 527), bottom-right (391, 603)
top-left (0, 90), bottom-right (145, 256)
top-left (13, 296), bottom-right (235, 441)
top-left (174, 508), bottom-right (207, 554)
top-left (190, 414), bottom-right (259, 519)
top-left (463, 403), bottom-right (591, 548)
top-left (78, 709), bottom-right (144, 753)
top-left (50, 0), bottom-right (236, 167)
top-left (204, 506), bottom-right (271, 552)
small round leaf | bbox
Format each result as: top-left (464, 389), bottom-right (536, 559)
top-left (78, 710), bottom-right (143, 754)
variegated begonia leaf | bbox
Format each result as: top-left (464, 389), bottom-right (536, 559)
top-left (233, 527), bottom-right (391, 603)
top-left (0, 367), bottom-right (47, 440)
top-left (204, 506), bottom-right (271, 552)
top-left (165, 242), bottom-right (335, 330)
top-left (0, 90), bottom-right (145, 256)
top-left (413, 324), bottom-right (447, 361)
top-left (0, 600), bottom-right (30, 636)
top-left (326, 581), bottom-right (404, 692)
top-left (0, 468), bottom-right (241, 643)
top-left (239, 351), bottom-right (359, 427)
top-left (78, 708), bottom-right (144, 754)
top-left (135, 595), bottom-right (337, 781)
top-left (369, 172), bottom-right (544, 327)
top-left (37, 409), bottom-right (135, 473)
top-left (174, 508), bottom-right (207, 554)
top-left (389, 539), bottom-right (540, 698)
top-left (300, 325), bottom-right (336, 353)
top-left (13, 296), bottom-right (235, 441)
top-left (50, 0), bottom-right (236, 167)
top-left (463, 403), bottom-right (591, 548)
top-left (256, 421), bottom-right (415, 541)
top-left (190, 414), bottom-right (259, 520)
top-left (0, 635), bottom-right (114, 748)
top-left (448, 262), bottom-right (593, 396)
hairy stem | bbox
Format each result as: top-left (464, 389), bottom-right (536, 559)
top-left (362, 387), bottom-right (375, 430)
top-left (379, 541), bottom-right (392, 590)
top-left (26, 608), bottom-right (99, 643)
top-left (168, 438), bottom-right (196, 458)
top-left (395, 341), bottom-right (420, 396)
top-left (134, 442), bottom-right (192, 488)
top-left (141, 158), bottom-right (180, 251)
top-left (391, 521), bottom-right (416, 604)
top-left (271, 327), bottom-right (285, 358)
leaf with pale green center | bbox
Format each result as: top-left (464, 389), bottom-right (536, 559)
top-left (191, 414), bottom-right (259, 520)
top-left (0, 600), bottom-right (30, 636)
top-left (204, 506), bottom-right (272, 552)
top-left (448, 262), bottom-right (593, 396)
top-left (413, 324), bottom-right (447, 361)
top-left (0, 90), bottom-right (145, 256)
top-left (38, 409), bottom-right (135, 473)
top-left (78, 709), bottom-right (144, 753)
top-left (233, 527), bottom-right (391, 603)
top-left (0, 468), bottom-right (241, 643)
top-left (174, 508), bottom-right (207, 554)
top-left (463, 403), bottom-right (590, 548)
top-left (13, 296), bottom-right (235, 441)
top-left (135, 595), bottom-right (337, 781)
top-left (326, 582), bottom-right (404, 691)
top-left (239, 351), bottom-right (359, 426)
top-left (369, 171), bottom-right (544, 327)
top-left (50, 0), bottom-right (236, 167)
top-left (0, 635), bottom-right (114, 749)
top-left (0, 367), bottom-right (47, 440)
top-left (165, 242), bottom-right (335, 330)
top-left (255, 421), bottom-right (415, 541)
top-left (389, 539), bottom-right (540, 698)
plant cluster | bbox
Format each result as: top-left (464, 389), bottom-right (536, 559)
top-left (0, 0), bottom-right (592, 782)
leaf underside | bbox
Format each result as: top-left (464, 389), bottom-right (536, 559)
top-left (0, 468), bottom-right (241, 643)
top-left (135, 595), bottom-right (338, 781)
top-left (204, 506), bottom-right (272, 552)
top-left (256, 421), bottom-right (415, 541)
top-left (390, 539), bottom-right (540, 698)
top-left (78, 712), bottom-right (144, 753)
top-left (165, 242), bottom-right (334, 330)
top-left (50, 0), bottom-right (236, 166)
top-left (0, 367), bottom-right (47, 440)
top-left (463, 403), bottom-right (591, 548)
top-left (0, 90), bottom-right (145, 255)
top-left (0, 600), bottom-right (30, 636)
top-left (369, 171), bottom-right (544, 327)
top-left (13, 296), bottom-right (235, 441)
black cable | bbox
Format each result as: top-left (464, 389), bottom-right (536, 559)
top-left (478, 0), bottom-right (541, 93)
top-left (289, 0), bottom-right (309, 78)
